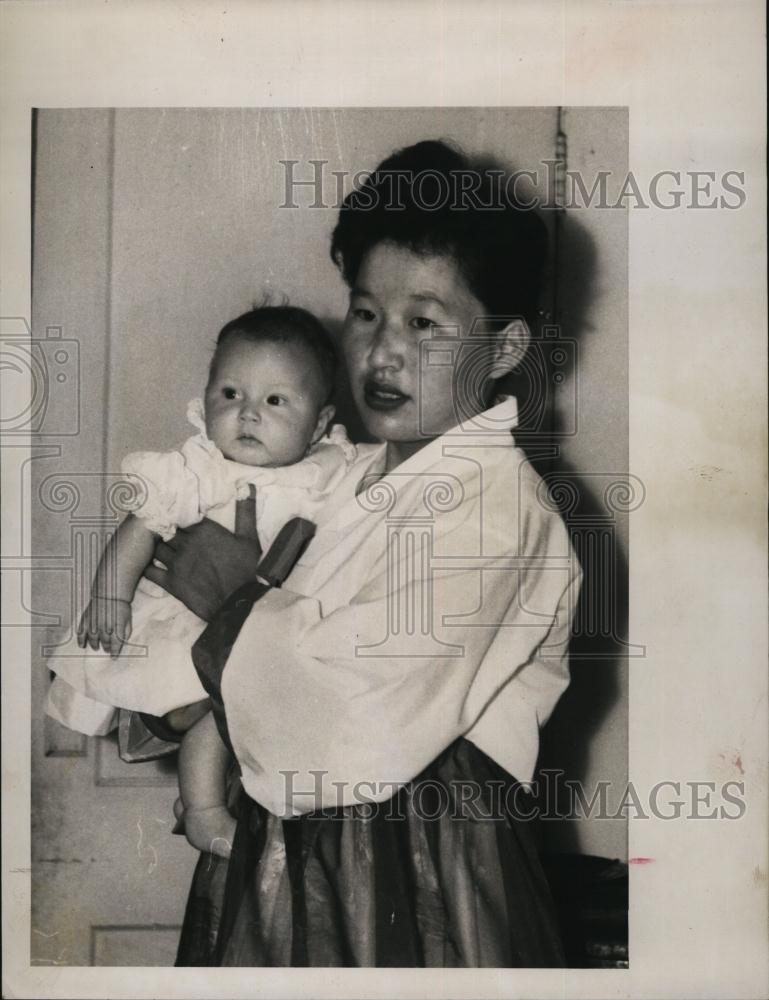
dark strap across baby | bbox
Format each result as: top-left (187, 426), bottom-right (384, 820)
top-left (191, 516), bottom-right (317, 753)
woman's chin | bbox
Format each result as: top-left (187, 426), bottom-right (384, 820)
top-left (359, 407), bottom-right (416, 442)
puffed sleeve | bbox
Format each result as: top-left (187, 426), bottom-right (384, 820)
top-left (120, 448), bottom-right (204, 540)
top-left (220, 460), bottom-right (580, 816)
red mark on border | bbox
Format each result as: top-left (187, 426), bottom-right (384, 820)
top-left (628, 857), bottom-right (655, 865)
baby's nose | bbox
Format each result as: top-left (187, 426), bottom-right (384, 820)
top-left (239, 401), bottom-right (260, 421)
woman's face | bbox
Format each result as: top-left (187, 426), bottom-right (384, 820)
top-left (342, 241), bottom-right (491, 466)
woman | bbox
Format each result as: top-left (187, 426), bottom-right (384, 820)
top-left (144, 139), bottom-right (581, 966)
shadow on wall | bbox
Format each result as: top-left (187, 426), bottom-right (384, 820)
top-left (532, 211), bottom-right (629, 857)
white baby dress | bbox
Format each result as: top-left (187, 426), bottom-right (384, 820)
top-left (45, 398), bottom-right (356, 736)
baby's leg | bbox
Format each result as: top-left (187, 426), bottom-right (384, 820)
top-left (177, 710), bottom-right (236, 858)
top-left (165, 697), bottom-right (211, 736)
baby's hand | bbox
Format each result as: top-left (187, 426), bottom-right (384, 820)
top-left (77, 596), bottom-right (132, 658)
top-left (182, 805), bottom-right (236, 859)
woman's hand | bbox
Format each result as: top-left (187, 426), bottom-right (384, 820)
top-left (143, 493), bottom-right (261, 621)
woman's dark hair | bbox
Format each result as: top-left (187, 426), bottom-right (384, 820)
top-left (213, 304), bottom-right (337, 403)
top-left (330, 139), bottom-right (548, 331)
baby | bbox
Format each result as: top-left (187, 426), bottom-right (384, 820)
top-left (46, 304), bottom-right (355, 856)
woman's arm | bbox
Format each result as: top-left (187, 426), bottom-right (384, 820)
top-left (222, 551), bottom-right (578, 815)
top-left (78, 514), bottom-right (156, 656)
top-left (143, 457), bottom-right (580, 815)
top-left (220, 465), bottom-right (581, 816)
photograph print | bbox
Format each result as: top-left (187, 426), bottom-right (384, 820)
top-left (27, 106), bottom-right (630, 968)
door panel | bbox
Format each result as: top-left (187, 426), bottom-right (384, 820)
top-left (31, 110), bottom-right (196, 968)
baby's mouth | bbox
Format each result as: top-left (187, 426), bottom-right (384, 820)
top-left (363, 379), bottom-right (410, 411)
top-left (237, 433), bottom-right (262, 444)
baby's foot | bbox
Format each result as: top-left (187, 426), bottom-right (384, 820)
top-left (182, 805), bottom-right (236, 858)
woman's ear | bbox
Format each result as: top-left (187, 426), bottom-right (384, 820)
top-left (489, 318), bottom-right (531, 378)
top-left (311, 404), bottom-right (336, 444)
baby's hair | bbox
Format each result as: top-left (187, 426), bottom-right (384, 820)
top-left (212, 304), bottom-right (337, 404)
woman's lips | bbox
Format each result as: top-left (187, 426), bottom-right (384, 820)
top-left (363, 379), bottom-right (410, 412)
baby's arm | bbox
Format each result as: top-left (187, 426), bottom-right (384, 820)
top-left (78, 513), bottom-right (156, 657)
top-left (177, 710), bottom-right (236, 858)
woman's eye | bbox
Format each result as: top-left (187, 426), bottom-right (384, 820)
top-left (411, 316), bottom-right (436, 330)
top-left (222, 387), bottom-right (239, 400)
top-left (266, 394), bottom-right (285, 406)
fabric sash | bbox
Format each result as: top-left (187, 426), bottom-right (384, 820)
top-left (191, 516), bottom-right (316, 753)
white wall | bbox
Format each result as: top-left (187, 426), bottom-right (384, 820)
top-left (105, 107), bottom-right (561, 459)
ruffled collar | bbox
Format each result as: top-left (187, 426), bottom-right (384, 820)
top-left (186, 396), bottom-right (210, 437)
top-left (184, 397), bottom-right (355, 493)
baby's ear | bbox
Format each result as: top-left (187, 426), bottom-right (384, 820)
top-left (489, 318), bottom-right (531, 378)
top-left (312, 404), bottom-right (336, 442)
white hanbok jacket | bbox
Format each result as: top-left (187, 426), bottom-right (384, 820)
top-left (220, 398), bottom-right (582, 816)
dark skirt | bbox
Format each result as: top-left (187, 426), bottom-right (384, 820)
top-left (176, 738), bottom-right (565, 967)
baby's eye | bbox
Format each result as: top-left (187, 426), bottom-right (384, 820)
top-left (222, 387), bottom-right (239, 400)
top-left (352, 307), bottom-right (376, 322)
top-left (411, 316), bottom-right (436, 330)
top-left (266, 394), bottom-right (286, 406)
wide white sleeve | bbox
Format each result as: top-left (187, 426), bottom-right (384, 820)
top-left (221, 472), bottom-right (579, 816)
top-left (462, 562), bottom-right (582, 786)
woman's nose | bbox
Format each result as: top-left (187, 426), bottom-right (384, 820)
top-left (367, 318), bottom-right (403, 371)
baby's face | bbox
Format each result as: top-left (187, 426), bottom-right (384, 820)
top-left (204, 335), bottom-right (331, 467)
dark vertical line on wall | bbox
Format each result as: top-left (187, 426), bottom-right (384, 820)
top-left (31, 108), bottom-right (38, 291)
top-left (101, 109), bottom-right (117, 512)
top-left (538, 107), bottom-right (568, 477)
top-left (552, 107), bottom-right (567, 325)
